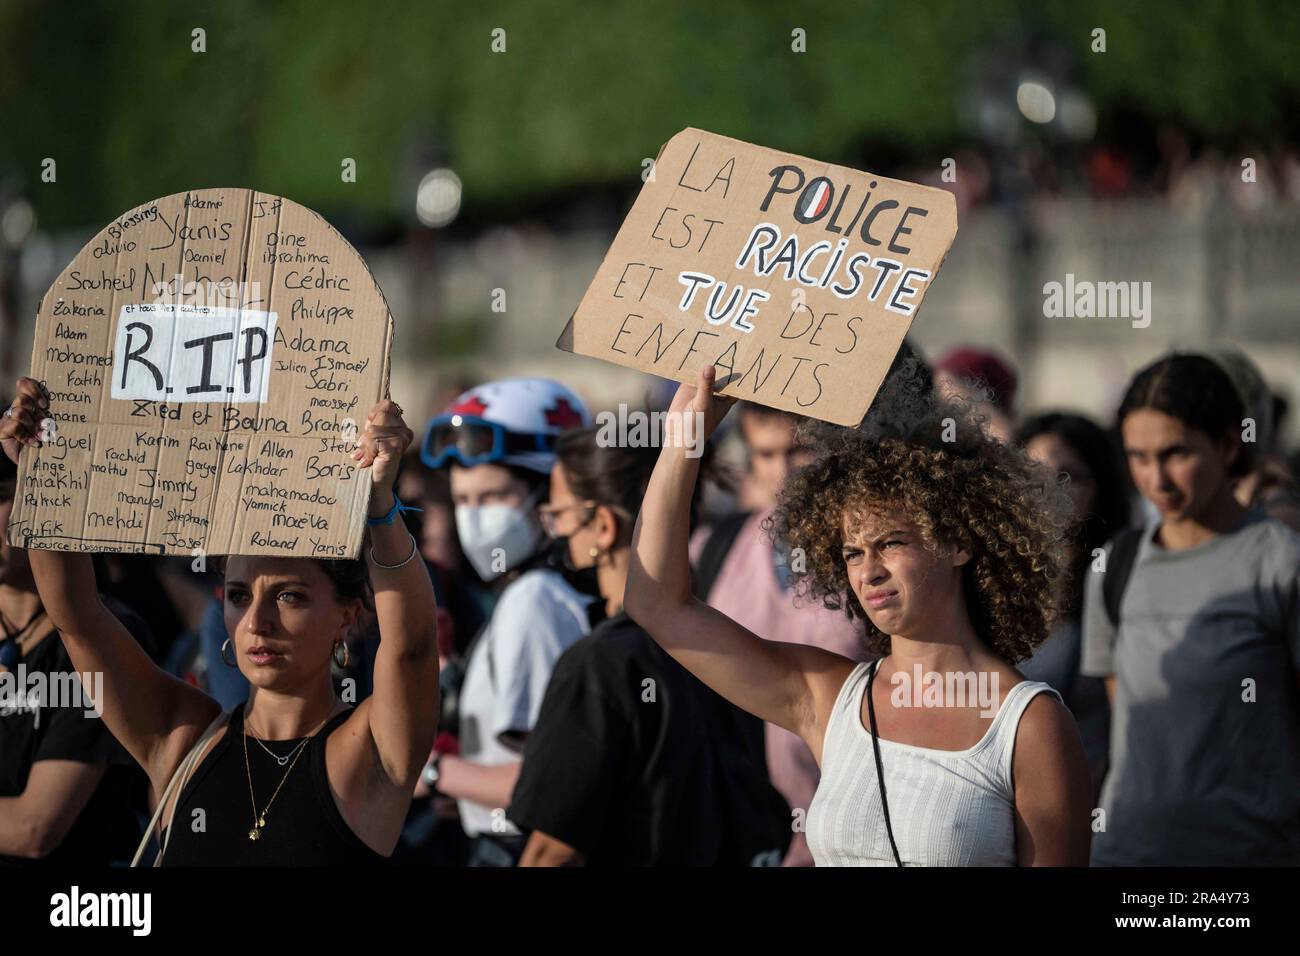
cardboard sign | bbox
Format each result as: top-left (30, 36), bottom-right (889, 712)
top-left (558, 128), bottom-right (958, 426)
top-left (6, 189), bottom-right (394, 558)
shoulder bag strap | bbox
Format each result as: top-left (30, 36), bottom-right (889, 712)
top-left (130, 707), bottom-right (231, 867)
top-left (866, 659), bottom-right (903, 867)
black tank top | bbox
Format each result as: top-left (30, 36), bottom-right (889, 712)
top-left (161, 704), bottom-right (388, 866)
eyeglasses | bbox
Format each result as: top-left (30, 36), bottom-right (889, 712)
top-left (421, 414), bottom-right (556, 469)
top-left (536, 500), bottom-right (597, 538)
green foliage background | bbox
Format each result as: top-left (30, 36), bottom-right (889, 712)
top-left (3, 0), bottom-right (1298, 228)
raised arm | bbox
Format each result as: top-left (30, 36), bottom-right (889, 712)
top-left (351, 400), bottom-right (441, 789)
top-left (623, 366), bottom-right (851, 743)
top-left (2, 378), bottom-right (220, 791)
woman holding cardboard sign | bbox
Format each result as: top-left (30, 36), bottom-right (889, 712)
top-left (1, 376), bottom-right (439, 865)
top-left (624, 360), bottom-right (1092, 866)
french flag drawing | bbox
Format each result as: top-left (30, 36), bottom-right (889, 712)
top-left (798, 180), bottom-right (832, 219)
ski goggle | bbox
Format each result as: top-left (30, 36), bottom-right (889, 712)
top-left (421, 413), bottom-right (557, 469)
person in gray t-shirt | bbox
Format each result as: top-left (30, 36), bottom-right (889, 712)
top-left (1082, 353), bottom-right (1300, 866)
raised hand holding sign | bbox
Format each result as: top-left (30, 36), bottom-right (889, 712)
top-left (5, 188), bottom-right (395, 559)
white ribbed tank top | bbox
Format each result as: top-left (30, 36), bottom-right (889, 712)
top-left (805, 659), bottom-right (1061, 866)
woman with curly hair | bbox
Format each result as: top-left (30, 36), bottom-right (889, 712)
top-left (625, 362), bottom-right (1092, 866)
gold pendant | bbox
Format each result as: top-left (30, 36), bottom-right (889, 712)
top-left (258, 815), bottom-right (266, 827)
top-left (248, 828), bottom-right (260, 841)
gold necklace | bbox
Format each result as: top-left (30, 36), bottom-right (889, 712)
top-left (241, 707), bottom-right (335, 841)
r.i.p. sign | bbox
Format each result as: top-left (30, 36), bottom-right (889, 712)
top-left (111, 303), bottom-right (276, 404)
top-left (7, 188), bottom-right (394, 559)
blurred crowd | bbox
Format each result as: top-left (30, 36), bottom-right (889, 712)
top-left (2, 337), bottom-right (1297, 866)
top-left (911, 132), bottom-right (1300, 217)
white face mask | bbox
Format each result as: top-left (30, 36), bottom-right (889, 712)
top-left (455, 497), bottom-right (542, 581)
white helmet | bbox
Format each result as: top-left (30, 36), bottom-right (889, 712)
top-left (420, 377), bottom-right (592, 474)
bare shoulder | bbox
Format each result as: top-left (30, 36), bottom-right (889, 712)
top-left (803, 650), bottom-right (861, 704)
top-left (1010, 689), bottom-right (1087, 794)
top-left (1015, 689), bottom-right (1077, 744)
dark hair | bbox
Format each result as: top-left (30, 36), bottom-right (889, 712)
top-left (554, 427), bottom-right (658, 537)
top-left (506, 464), bottom-right (549, 501)
top-left (1016, 411), bottom-right (1131, 602)
top-left (737, 401), bottom-right (804, 430)
top-left (1117, 353), bottom-right (1251, 477)
top-left (315, 558), bottom-right (374, 611)
top-left (217, 555), bottom-right (373, 612)
top-left (866, 337), bottom-right (933, 422)
top-left (417, 463), bottom-right (453, 508)
top-left (738, 337), bottom-right (932, 436)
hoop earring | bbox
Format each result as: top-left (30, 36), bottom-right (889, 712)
top-left (220, 638), bottom-right (237, 668)
top-left (332, 639), bottom-right (350, 669)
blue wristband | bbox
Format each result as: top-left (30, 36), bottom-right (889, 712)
top-left (366, 494), bottom-right (423, 526)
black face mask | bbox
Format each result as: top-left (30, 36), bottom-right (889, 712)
top-left (545, 536), bottom-right (602, 600)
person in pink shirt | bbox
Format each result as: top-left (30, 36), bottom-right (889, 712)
top-left (692, 401), bottom-right (871, 866)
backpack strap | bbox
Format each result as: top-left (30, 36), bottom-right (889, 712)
top-left (692, 511), bottom-right (753, 602)
top-left (1102, 527), bottom-right (1144, 630)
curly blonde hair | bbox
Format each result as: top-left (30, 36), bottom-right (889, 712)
top-left (766, 354), bottom-right (1075, 663)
